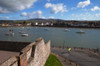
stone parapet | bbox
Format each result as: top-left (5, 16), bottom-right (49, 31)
top-left (0, 38), bottom-right (51, 66)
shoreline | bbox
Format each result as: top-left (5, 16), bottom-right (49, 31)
top-left (0, 26), bottom-right (100, 29)
top-left (51, 47), bottom-right (100, 66)
top-left (51, 46), bottom-right (100, 55)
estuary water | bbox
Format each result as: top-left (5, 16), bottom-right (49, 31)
top-left (0, 27), bottom-right (100, 49)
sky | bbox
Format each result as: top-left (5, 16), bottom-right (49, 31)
top-left (0, 0), bottom-right (100, 20)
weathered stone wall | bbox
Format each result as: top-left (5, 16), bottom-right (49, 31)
top-left (0, 38), bottom-right (50, 66)
top-left (20, 53), bottom-right (27, 66)
top-left (28, 38), bottom-right (50, 66)
top-left (0, 56), bottom-right (18, 66)
top-left (20, 42), bottom-right (35, 66)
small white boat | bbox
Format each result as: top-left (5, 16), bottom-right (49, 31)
top-left (76, 30), bottom-right (85, 34)
top-left (21, 34), bottom-right (28, 36)
top-left (19, 31), bottom-right (25, 34)
top-left (5, 32), bottom-right (14, 36)
top-left (64, 29), bottom-right (70, 32)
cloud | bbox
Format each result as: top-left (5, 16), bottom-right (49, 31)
top-left (95, 13), bottom-right (100, 17)
top-left (77, 0), bottom-right (90, 8)
top-left (91, 6), bottom-right (100, 11)
top-left (45, 3), bottom-right (68, 14)
top-left (48, 16), bottom-right (54, 19)
top-left (0, 17), bottom-right (9, 20)
top-left (5, 17), bottom-right (9, 19)
top-left (0, 7), bottom-right (8, 13)
top-left (41, 17), bottom-right (45, 19)
top-left (0, 0), bottom-right (37, 13)
top-left (28, 10), bottom-right (45, 19)
top-left (21, 12), bottom-right (27, 16)
top-left (70, 12), bottom-right (100, 20)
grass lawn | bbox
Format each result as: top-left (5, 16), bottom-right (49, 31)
top-left (45, 54), bottom-right (62, 66)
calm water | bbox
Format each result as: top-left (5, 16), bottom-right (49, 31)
top-left (0, 27), bottom-right (100, 49)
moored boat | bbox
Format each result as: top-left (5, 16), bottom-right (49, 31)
top-left (5, 32), bottom-right (14, 36)
top-left (21, 34), bottom-right (28, 36)
top-left (76, 30), bottom-right (85, 34)
top-left (64, 29), bottom-right (70, 32)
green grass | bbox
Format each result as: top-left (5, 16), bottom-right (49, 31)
top-left (45, 54), bottom-right (62, 66)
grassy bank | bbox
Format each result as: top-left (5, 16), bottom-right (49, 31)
top-left (45, 54), bottom-right (62, 66)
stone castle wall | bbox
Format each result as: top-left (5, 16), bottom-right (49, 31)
top-left (28, 38), bottom-right (50, 66)
top-left (0, 56), bottom-right (18, 66)
top-left (0, 38), bottom-right (51, 66)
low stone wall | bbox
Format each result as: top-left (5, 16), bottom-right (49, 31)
top-left (0, 38), bottom-right (50, 66)
top-left (0, 56), bottom-right (18, 66)
top-left (20, 42), bottom-right (35, 66)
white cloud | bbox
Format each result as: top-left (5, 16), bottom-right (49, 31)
top-left (45, 3), bottom-right (68, 14)
top-left (28, 10), bottom-right (45, 19)
top-left (0, 0), bottom-right (37, 13)
top-left (95, 13), bottom-right (100, 17)
top-left (48, 16), bottom-right (54, 19)
top-left (0, 7), bottom-right (8, 13)
top-left (70, 12), bottom-right (100, 20)
top-left (91, 6), bottom-right (100, 11)
top-left (0, 17), bottom-right (9, 20)
top-left (5, 17), bottom-right (9, 19)
top-left (21, 12), bottom-right (27, 16)
top-left (77, 0), bottom-right (90, 8)
top-left (41, 17), bottom-right (45, 19)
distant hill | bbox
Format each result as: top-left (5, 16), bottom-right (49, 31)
top-left (0, 18), bottom-right (100, 24)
